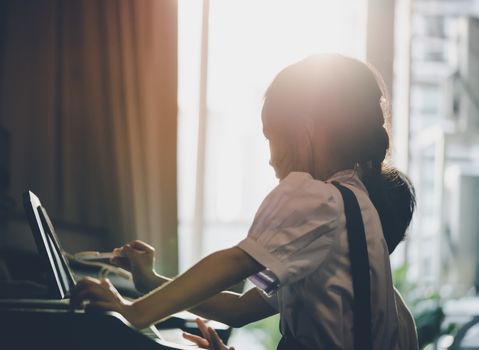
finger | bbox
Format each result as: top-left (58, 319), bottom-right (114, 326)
top-left (73, 285), bottom-right (109, 305)
top-left (123, 244), bottom-right (148, 255)
top-left (122, 245), bottom-right (151, 262)
top-left (122, 246), bottom-right (140, 263)
top-left (71, 280), bottom-right (113, 306)
top-left (110, 248), bottom-right (128, 267)
top-left (100, 278), bottom-right (113, 292)
top-left (76, 276), bottom-right (102, 286)
top-left (100, 278), bottom-right (123, 298)
top-left (100, 278), bottom-right (113, 287)
top-left (196, 318), bottom-right (211, 341)
top-left (208, 327), bottom-right (226, 350)
top-left (85, 300), bottom-right (114, 312)
top-left (71, 277), bottom-right (102, 300)
top-left (129, 240), bottom-right (155, 253)
top-left (182, 332), bottom-right (210, 348)
top-left (72, 277), bottom-right (103, 296)
top-left (70, 290), bottom-right (97, 309)
top-left (110, 256), bottom-right (130, 270)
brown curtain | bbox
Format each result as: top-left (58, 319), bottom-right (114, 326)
top-left (0, 0), bottom-right (178, 275)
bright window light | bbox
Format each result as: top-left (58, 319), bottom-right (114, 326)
top-left (178, 0), bottom-right (367, 271)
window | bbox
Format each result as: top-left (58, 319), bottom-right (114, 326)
top-left (178, 0), bottom-right (368, 273)
top-left (399, 2), bottom-right (479, 290)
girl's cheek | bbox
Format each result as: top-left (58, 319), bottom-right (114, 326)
top-left (268, 159), bottom-right (280, 178)
top-left (268, 157), bottom-right (281, 177)
top-left (272, 155), bottom-right (294, 180)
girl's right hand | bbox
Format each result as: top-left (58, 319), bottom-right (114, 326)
top-left (110, 240), bottom-right (158, 293)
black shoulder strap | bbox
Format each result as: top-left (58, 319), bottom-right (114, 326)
top-left (332, 181), bottom-right (373, 350)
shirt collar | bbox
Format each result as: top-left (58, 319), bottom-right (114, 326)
top-left (326, 168), bottom-right (369, 194)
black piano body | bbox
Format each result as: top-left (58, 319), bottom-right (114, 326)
top-left (0, 307), bottom-right (164, 350)
top-left (0, 302), bottom-right (221, 350)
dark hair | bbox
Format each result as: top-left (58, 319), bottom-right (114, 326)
top-left (264, 54), bottom-right (416, 252)
top-left (362, 166), bottom-right (416, 253)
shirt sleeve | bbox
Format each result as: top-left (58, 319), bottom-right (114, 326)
top-left (258, 288), bottom-right (279, 311)
top-left (237, 172), bottom-right (340, 287)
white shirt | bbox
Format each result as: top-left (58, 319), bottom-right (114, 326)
top-left (237, 170), bottom-right (404, 349)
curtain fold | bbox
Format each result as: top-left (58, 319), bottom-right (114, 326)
top-left (0, 0), bottom-right (178, 275)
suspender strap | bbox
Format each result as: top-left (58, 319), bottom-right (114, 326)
top-left (332, 181), bottom-right (373, 350)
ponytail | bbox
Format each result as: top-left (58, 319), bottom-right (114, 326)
top-left (359, 162), bottom-right (416, 253)
top-left (356, 116), bottom-right (416, 254)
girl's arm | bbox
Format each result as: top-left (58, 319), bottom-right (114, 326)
top-left (110, 241), bottom-right (277, 326)
top-left (128, 277), bottom-right (277, 327)
top-left (128, 247), bottom-right (264, 328)
top-left (189, 288), bottom-right (277, 327)
top-left (71, 247), bottom-right (266, 329)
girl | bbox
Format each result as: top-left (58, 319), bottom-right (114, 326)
top-left (72, 54), bottom-right (417, 349)
top-left (183, 171), bottom-right (418, 350)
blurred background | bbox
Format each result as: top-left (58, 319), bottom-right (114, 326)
top-left (1, 0), bottom-right (479, 349)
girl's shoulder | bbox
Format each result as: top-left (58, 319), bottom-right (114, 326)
top-left (265, 172), bottom-right (335, 205)
top-left (255, 172), bottom-right (340, 226)
top-left (266, 170), bottom-right (366, 207)
top-left (257, 170), bottom-right (372, 226)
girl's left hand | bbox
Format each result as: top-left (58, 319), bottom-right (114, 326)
top-left (70, 277), bottom-right (142, 328)
top-left (183, 318), bottom-right (235, 350)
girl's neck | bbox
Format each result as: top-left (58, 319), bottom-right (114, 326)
top-left (313, 160), bottom-right (355, 182)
